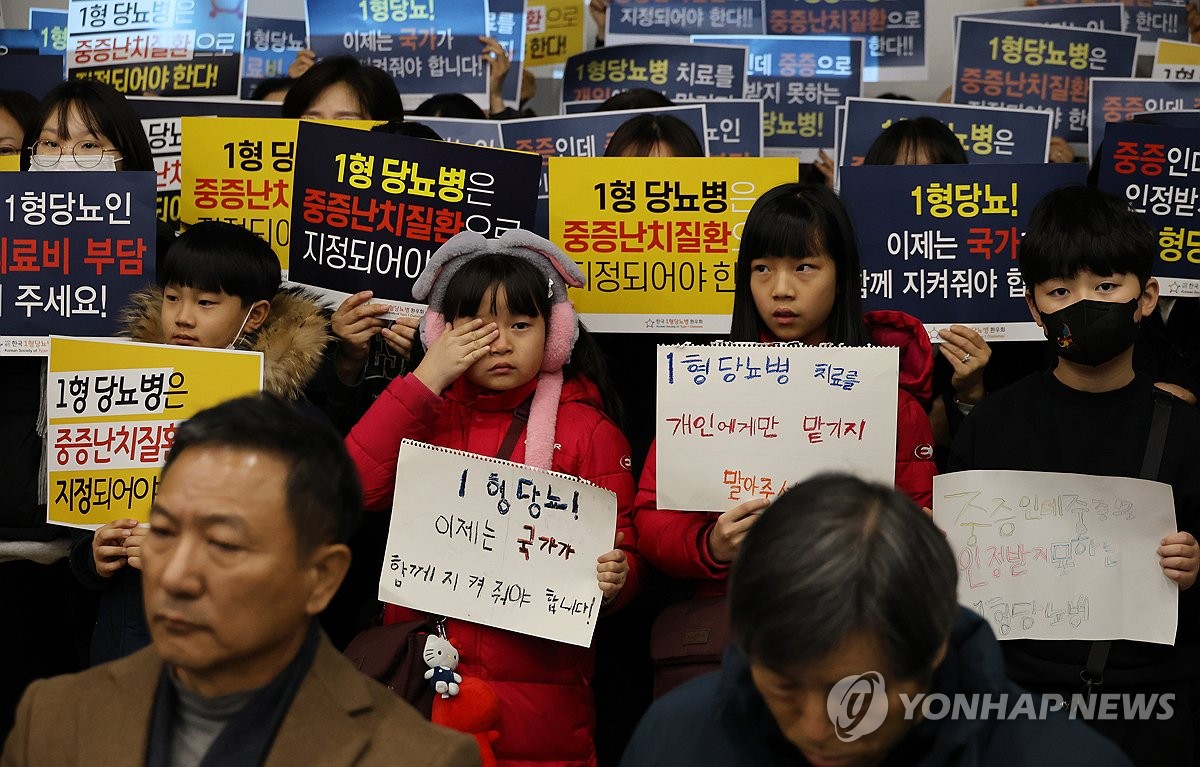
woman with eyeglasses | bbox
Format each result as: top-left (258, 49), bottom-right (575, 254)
top-left (22, 80), bottom-right (153, 172)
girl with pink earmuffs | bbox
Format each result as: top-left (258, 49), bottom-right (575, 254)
top-left (346, 229), bottom-right (641, 767)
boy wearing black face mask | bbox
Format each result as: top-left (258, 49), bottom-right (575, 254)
top-left (948, 186), bottom-right (1200, 766)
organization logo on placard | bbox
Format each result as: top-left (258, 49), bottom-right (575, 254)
top-left (827, 671), bottom-right (888, 742)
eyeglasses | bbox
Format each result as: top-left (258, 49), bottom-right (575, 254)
top-left (29, 140), bottom-right (123, 169)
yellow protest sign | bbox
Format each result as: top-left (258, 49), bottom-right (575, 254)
top-left (0, 155), bottom-right (20, 172)
top-left (525, 0), bottom-right (585, 68)
top-left (1153, 40), bottom-right (1200, 80)
top-left (180, 117), bottom-right (377, 272)
top-left (548, 157), bottom-right (797, 332)
top-left (46, 337), bottom-right (263, 528)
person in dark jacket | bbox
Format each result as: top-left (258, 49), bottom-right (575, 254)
top-left (621, 474), bottom-right (1132, 767)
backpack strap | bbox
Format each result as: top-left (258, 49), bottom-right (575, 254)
top-left (497, 393), bottom-right (535, 462)
top-left (1082, 388), bottom-right (1174, 695)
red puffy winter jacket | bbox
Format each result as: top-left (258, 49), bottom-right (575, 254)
top-left (635, 310), bottom-right (936, 597)
top-left (346, 372), bottom-right (639, 767)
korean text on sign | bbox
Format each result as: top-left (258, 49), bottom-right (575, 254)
top-left (378, 441), bottom-right (617, 647)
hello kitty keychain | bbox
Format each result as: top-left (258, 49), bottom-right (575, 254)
top-left (423, 618), bottom-right (462, 698)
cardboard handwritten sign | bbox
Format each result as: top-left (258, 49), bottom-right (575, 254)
top-left (934, 470), bottom-right (1178, 645)
top-left (655, 344), bottom-right (899, 511)
top-left (378, 440), bottom-right (617, 647)
top-left (548, 156), bottom-right (797, 333)
top-left (0, 172), bottom-right (157, 357)
top-left (46, 337), bottom-right (263, 529)
top-left (840, 162), bottom-right (1087, 341)
top-left (1096, 120), bottom-right (1200, 297)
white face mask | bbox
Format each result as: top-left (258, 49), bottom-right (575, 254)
top-left (226, 307), bottom-right (256, 350)
top-left (29, 154), bottom-right (119, 172)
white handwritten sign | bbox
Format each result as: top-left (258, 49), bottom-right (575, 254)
top-left (655, 344), bottom-right (899, 512)
top-left (378, 440), bottom-right (618, 647)
top-left (934, 470), bottom-right (1179, 645)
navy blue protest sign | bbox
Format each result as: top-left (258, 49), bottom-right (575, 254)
top-left (562, 42), bottom-right (747, 110)
top-left (0, 171), bottom-right (157, 356)
top-left (838, 97), bottom-right (1052, 167)
top-left (763, 0), bottom-right (926, 81)
top-left (306, 0), bottom-right (489, 112)
top-left (840, 163), bottom-right (1087, 340)
top-left (417, 117), bottom-right (504, 147)
top-left (683, 99), bottom-right (763, 157)
top-left (695, 34), bottom-right (862, 162)
top-left (501, 105), bottom-right (707, 237)
top-left (66, 0), bottom-right (247, 96)
top-left (487, 0), bottom-right (527, 109)
top-left (240, 17), bottom-right (307, 99)
top-left (288, 121), bottom-right (542, 315)
top-left (958, 4), bottom-right (1125, 33)
top-left (953, 18), bottom-right (1138, 146)
top-left (500, 106), bottom-right (708, 197)
top-left (129, 97), bottom-right (281, 227)
top-left (1132, 110), bottom-right (1200, 129)
top-left (0, 54), bottom-right (66, 100)
top-left (1028, 0), bottom-right (1187, 54)
top-left (29, 8), bottom-right (69, 57)
top-left (1096, 120), bottom-right (1200, 296)
top-left (1089, 78), bottom-right (1200, 161)
top-left (0, 29), bottom-right (43, 55)
top-left (606, 0), bottom-right (764, 46)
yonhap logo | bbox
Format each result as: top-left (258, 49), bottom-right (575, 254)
top-left (827, 672), bottom-right (889, 742)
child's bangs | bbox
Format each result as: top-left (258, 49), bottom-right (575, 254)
top-left (157, 247), bottom-right (231, 295)
top-left (442, 253), bottom-right (550, 321)
top-left (741, 203), bottom-right (826, 263)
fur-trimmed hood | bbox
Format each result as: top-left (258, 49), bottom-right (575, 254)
top-left (121, 287), bottom-right (332, 401)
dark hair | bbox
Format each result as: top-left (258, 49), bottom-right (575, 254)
top-left (863, 116), bottom-right (967, 166)
top-left (250, 77), bottom-right (294, 101)
top-left (1019, 185), bottom-right (1154, 289)
top-left (604, 113), bottom-right (704, 158)
top-left (23, 80), bottom-right (153, 171)
top-left (370, 119), bottom-right (443, 140)
top-left (159, 221), bottom-right (280, 304)
top-left (0, 89), bottom-right (39, 137)
top-left (440, 252), bottom-right (623, 424)
top-left (281, 55), bottom-right (404, 120)
top-left (729, 183), bottom-right (871, 345)
top-left (594, 88), bottom-right (673, 112)
top-left (731, 473), bottom-right (958, 680)
top-left (413, 93), bottom-right (487, 120)
top-left (162, 394), bottom-right (362, 556)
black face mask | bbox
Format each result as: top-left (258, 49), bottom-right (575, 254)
top-left (1036, 297), bottom-right (1141, 367)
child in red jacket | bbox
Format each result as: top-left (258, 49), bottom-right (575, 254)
top-left (346, 229), bottom-right (640, 767)
top-left (635, 183), bottom-right (937, 690)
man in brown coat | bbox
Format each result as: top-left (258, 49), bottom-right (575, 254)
top-left (2, 395), bottom-right (478, 767)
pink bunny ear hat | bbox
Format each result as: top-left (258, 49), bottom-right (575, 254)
top-left (413, 229), bottom-right (586, 470)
